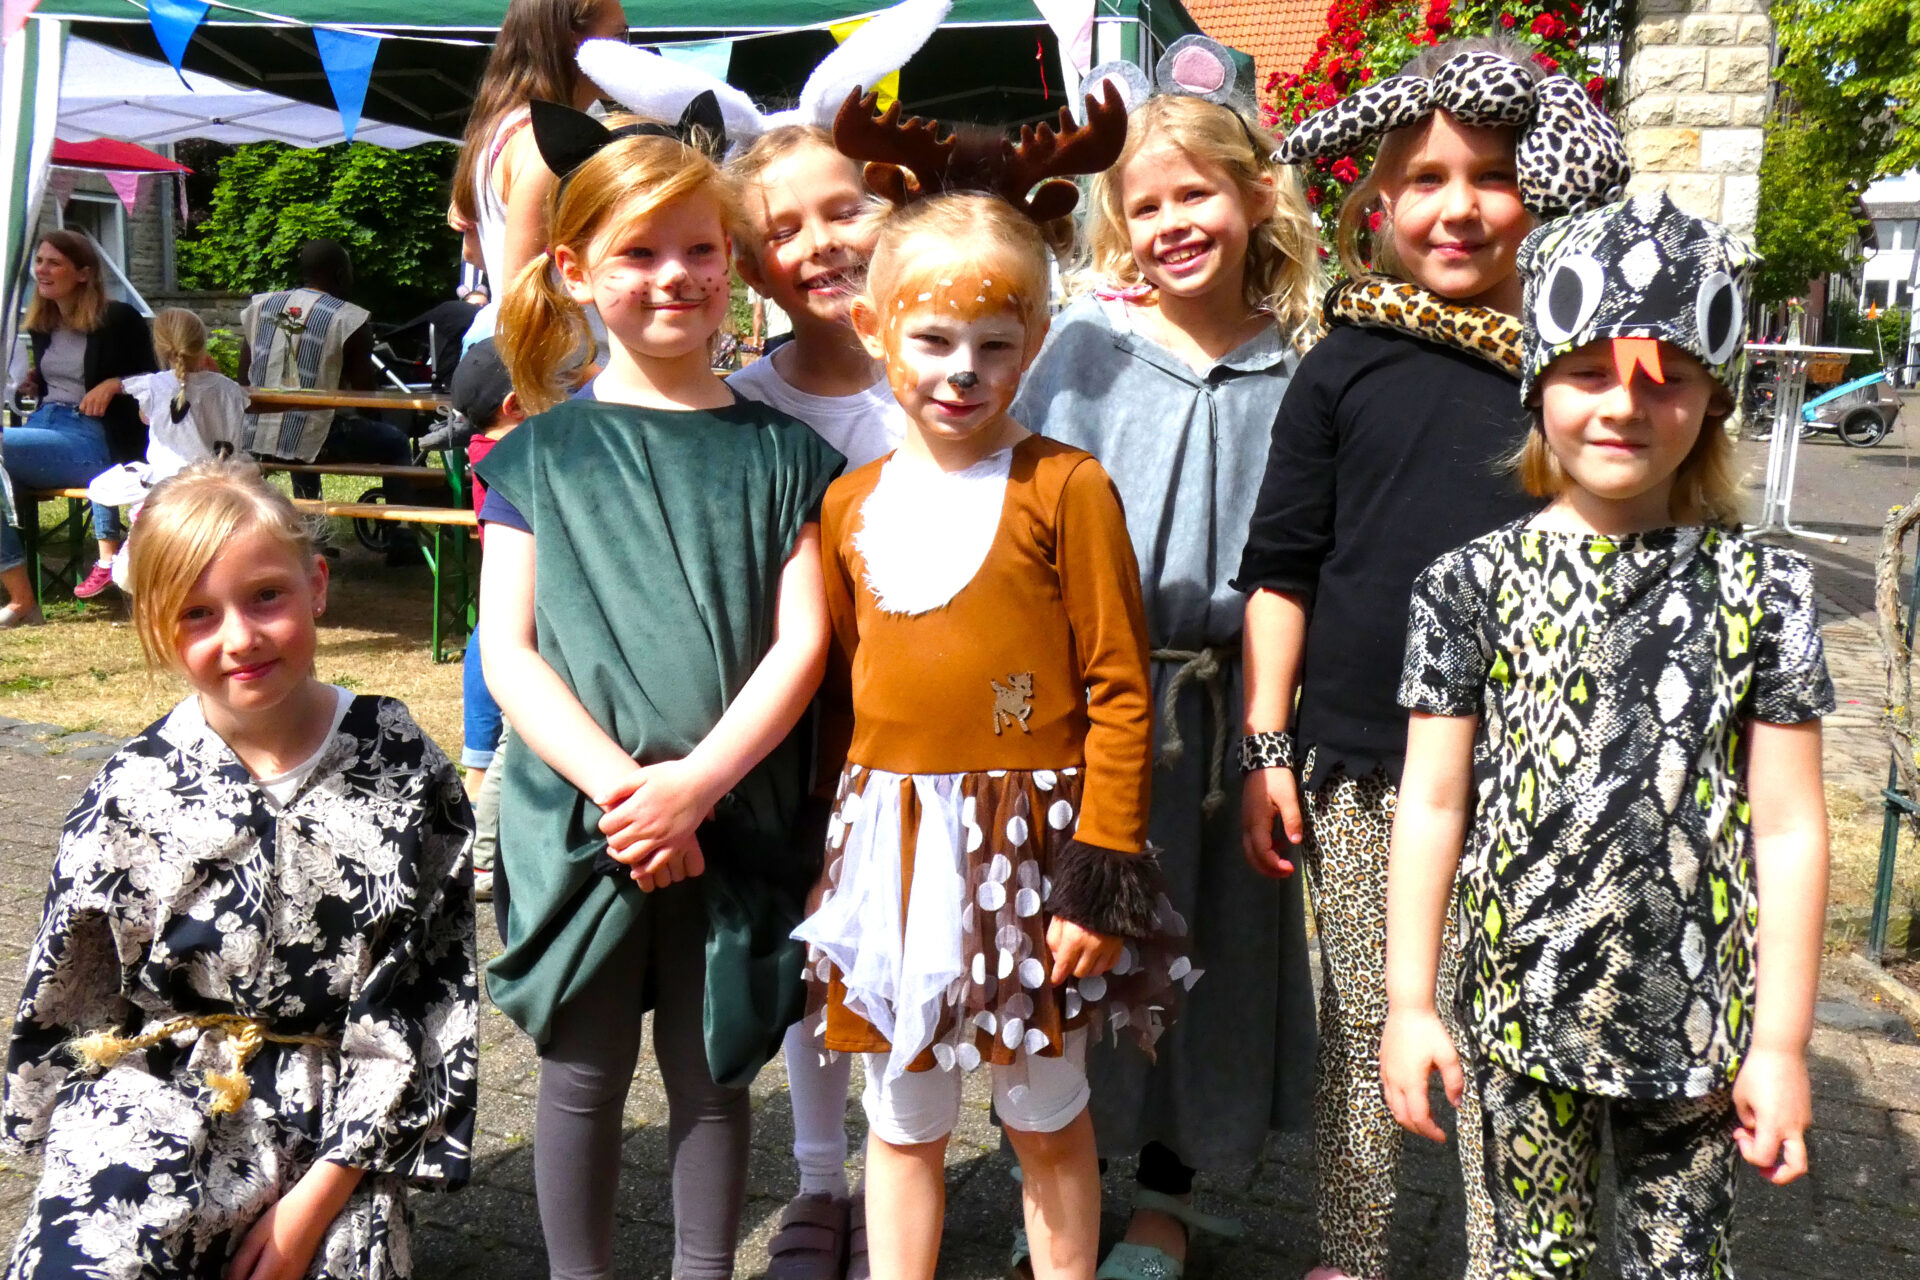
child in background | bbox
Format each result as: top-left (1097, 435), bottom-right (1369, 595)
top-left (797, 91), bottom-right (1188, 1280)
top-left (1013, 46), bottom-right (1322, 1276)
top-left (1234, 39), bottom-right (1629, 1280)
top-left (476, 104), bottom-right (842, 1280)
top-left (4, 458), bottom-right (477, 1280)
top-left (1383, 192), bottom-right (1830, 1277)
top-left (88, 308), bottom-right (250, 591)
top-left (450, 338), bottom-right (527, 903)
top-left (725, 123), bottom-right (901, 1278)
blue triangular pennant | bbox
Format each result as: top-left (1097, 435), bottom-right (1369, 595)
top-left (148, 0), bottom-right (210, 73)
top-left (314, 27), bottom-right (381, 144)
top-left (657, 39), bottom-right (732, 83)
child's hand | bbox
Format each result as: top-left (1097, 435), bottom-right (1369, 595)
top-left (627, 835), bottom-right (708, 892)
top-left (1045, 919), bottom-right (1123, 985)
top-left (226, 1161), bottom-right (363, 1280)
top-left (1379, 1005), bottom-right (1463, 1144)
top-left (597, 759), bottom-right (717, 865)
top-left (1732, 1045), bottom-right (1812, 1184)
top-left (1241, 767), bottom-right (1300, 879)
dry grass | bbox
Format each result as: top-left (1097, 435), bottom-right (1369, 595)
top-left (1, 501), bottom-right (465, 759)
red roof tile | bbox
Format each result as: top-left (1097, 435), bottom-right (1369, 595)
top-left (1183, 0), bottom-right (1328, 94)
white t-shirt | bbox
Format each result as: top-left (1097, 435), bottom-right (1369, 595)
top-left (727, 354), bottom-right (905, 469)
top-left (253, 686), bottom-right (355, 810)
top-left (122, 369), bottom-right (250, 479)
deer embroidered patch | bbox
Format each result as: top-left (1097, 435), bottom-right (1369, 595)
top-left (991, 672), bottom-right (1034, 735)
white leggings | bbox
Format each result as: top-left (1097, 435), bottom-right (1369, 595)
top-left (861, 1029), bottom-right (1090, 1146)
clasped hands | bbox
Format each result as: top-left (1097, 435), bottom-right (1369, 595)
top-left (594, 759), bottom-right (718, 892)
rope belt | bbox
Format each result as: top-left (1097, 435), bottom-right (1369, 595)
top-left (72, 1014), bottom-right (337, 1116)
top-left (1150, 646), bottom-right (1237, 816)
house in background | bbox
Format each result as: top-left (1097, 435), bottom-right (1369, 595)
top-left (1861, 171), bottom-right (1918, 314)
top-left (1182, 0), bottom-right (1323, 92)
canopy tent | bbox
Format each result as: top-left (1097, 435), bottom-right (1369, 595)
top-left (58, 37), bottom-right (447, 149)
top-left (50, 137), bottom-right (191, 171)
top-left (34, 1), bottom-right (1204, 137)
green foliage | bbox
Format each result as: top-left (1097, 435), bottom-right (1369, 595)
top-left (205, 327), bottom-right (241, 380)
top-left (1834, 305), bottom-right (1912, 377)
top-left (1755, 0), bottom-right (1920, 304)
top-left (176, 143), bottom-right (461, 319)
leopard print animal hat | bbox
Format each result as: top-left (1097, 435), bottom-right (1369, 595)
top-left (1277, 48), bottom-right (1629, 217)
top-left (1517, 190), bottom-right (1757, 401)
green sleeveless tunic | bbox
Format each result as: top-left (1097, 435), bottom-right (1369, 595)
top-left (475, 396), bottom-right (842, 1083)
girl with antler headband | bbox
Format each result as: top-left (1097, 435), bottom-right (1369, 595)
top-left (474, 104), bottom-right (844, 1280)
top-left (790, 91), bottom-right (1190, 1280)
top-left (1009, 38), bottom-right (1323, 1280)
top-left (1232, 37), bottom-right (1629, 1280)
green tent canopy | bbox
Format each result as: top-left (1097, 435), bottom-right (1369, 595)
top-left (34, 1), bottom-right (1204, 136)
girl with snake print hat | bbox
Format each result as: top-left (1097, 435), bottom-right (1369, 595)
top-left (1232, 35), bottom-right (1627, 1280)
top-left (1383, 190), bottom-right (1832, 1279)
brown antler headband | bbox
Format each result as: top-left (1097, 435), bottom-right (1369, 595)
top-left (832, 81), bottom-right (1129, 222)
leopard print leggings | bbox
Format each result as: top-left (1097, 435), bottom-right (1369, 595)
top-left (1303, 769), bottom-right (1494, 1280)
top-left (1477, 1060), bottom-right (1738, 1279)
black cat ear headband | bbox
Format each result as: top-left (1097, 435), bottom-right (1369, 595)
top-left (1275, 49), bottom-right (1629, 216)
top-left (529, 91), bottom-right (728, 181)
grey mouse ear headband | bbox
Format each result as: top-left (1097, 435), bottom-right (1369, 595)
top-left (1275, 49), bottom-right (1630, 216)
top-left (1074, 35), bottom-right (1270, 153)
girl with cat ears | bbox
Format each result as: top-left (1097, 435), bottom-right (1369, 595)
top-left (1234, 37), bottom-right (1629, 1280)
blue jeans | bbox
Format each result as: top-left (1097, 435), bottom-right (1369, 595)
top-left (0, 403), bottom-right (126, 572)
top-left (462, 630), bottom-right (503, 769)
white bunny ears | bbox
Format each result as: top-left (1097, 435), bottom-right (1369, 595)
top-left (576, 0), bottom-right (953, 151)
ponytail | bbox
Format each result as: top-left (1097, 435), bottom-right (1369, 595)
top-left (498, 250), bottom-right (587, 414)
top-left (149, 308), bottom-right (209, 425)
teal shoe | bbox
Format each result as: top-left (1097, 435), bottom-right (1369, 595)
top-left (1093, 1189), bottom-right (1244, 1280)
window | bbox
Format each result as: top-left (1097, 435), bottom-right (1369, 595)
top-left (56, 194), bottom-right (127, 298)
top-left (1873, 219), bottom-right (1899, 251)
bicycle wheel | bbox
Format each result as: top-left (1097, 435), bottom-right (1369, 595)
top-left (352, 486), bottom-right (392, 552)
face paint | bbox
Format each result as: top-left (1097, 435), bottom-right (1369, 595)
top-left (1611, 336), bottom-right (1666, 386)
top-left (873, 266), bottom-right (1035, 458)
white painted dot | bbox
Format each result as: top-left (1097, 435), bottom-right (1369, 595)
top-left (1015, 888), bottom-right (1041, 917)
top-left (1111, 1005), bottom-right (1130, 1030)
top-left (1079, 974), bottom-right (1107, 1001)
top-left (966, 821), bottom-right (984, 853)
top-left (1002, 1016), bottom-right (1024, 1049)
top-left (957, 1041), bottom-right (982, 1070)
top-left (1019, 957), bottom-right (1046, 989)
top-left (1006, 816), bottom-right (1029, 848)
top-left (1005, 991), bottom-right (1034, 1019)
top-left (1169, 956), bottom-right (1192, 981)
top-left (1112, 946), bottom-right (1136, 975)
top-left (977, 881), bottom-right (1007, 912)
top-left (1065, 989), bottom-right (1083, 1018)
top-left (1047, 800), bottom-right (1073, 831)
top-left (1023, 1027), bottom-right (1049, 1055)
top-left (975, 1010), bottom-right (998, 1034)
top-left (933, 1042), bottom-right (956, 1071)
top-left (917, 292), bottom-right (933, 301)
top-left (1034, 770), bottom-right (1057, 791)
top-left (998, 949), bottom-right (1014, 980)
top-left (971, 953), bottom-right (987, 984)
top-left (989, 853), bottom-right (1012, 883)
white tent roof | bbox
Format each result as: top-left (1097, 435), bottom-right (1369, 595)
top-left (57, 39), bottom-right (447, 149)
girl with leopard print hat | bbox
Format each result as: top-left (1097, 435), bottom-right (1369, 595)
top-left (1383, 192), bottom-right (1832, 1279)
top-left (1233, 34), bottom-right (1627, 1280)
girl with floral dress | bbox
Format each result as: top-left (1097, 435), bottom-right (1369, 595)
top-left (475, 104), bottom-right (843, 1280)
top-left (1383, 192), bottom-right (1831, 1278)
top-left (794, 84), bottom-right (1190, 1278)
top-left (1012, 52), bottom-right (1323, 1278)
top-left (3, 459), bottom-right (478, 1280)
top-left (1233, 38), bottom-right (1630, 1280)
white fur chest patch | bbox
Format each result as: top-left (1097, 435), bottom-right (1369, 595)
top-left (853, 448), bottom-right (1013, 615)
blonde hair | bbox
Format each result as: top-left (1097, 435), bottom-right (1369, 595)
top-left (128, 459), bottom-right (321, 672)
top-left (1514, 397), bottom-right (1743, 526)
top-left (728, 125), bottom-right (880, 261)
top-left (865, 194), bottom-right (1052, 334)
top-left (1082, 95), bottom-right (1323, 349)
top-left (151, 308), bottom-right (209, 420)
top-left (23, 230), bottom-right (107, 335)
top-left (498, 125), bottom-right (742, 412)
top-left (1334, 35), bottom-right (1544, 280)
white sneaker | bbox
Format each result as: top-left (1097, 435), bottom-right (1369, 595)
top-left (472, 867), bottom-right (494, 901)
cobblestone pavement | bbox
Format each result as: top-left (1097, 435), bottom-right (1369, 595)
top-left (1, 431), bottom-right (1919, 1277)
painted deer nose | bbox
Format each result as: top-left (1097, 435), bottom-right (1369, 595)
top-left (947, 370), bottom-right (979, 391)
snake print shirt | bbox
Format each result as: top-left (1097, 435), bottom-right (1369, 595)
top-left (1400, 522), bottom-right (1833, 1098)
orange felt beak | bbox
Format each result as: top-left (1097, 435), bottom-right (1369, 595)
top-left (1613, 337), bottom-right (1666, 386)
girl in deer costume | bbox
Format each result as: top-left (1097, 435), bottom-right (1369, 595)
top-left (789, 89), bottom-right (1192, 1280)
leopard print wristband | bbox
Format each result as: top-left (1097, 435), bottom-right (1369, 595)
top-left (1239, 731), bottom-right (1296, 772)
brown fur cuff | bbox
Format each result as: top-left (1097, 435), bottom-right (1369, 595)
top-left (1050, 839), bottom-right (1164, 938)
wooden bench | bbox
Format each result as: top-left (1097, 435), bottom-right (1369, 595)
top-left (260, 462), bottom-right (450, 487)
top-left (15, 488), bottom-right (477, 664)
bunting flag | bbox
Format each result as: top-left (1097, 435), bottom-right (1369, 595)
top-left (314, 26), bottom-right (380, 144)
top-left (829, 18), bottom-right (898, 110)
top-left (658, 38), bottom-right (732, 84)
top-left (2, 0), bottom-right (43, 48)
top-left (1031, 0), bottom-right (1094, 76)
top-left (104, 169), bottom-right (142, 213)
top-left (147, 0), bottom-right (208, 73)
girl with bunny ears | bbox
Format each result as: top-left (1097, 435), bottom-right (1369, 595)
top-left (1234, 36), bottom-right (1628, 1280)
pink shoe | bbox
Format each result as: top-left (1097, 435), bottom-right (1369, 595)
top-left (73, 563), bottom-right (115, 599)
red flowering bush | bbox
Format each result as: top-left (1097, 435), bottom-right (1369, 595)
top-left (1267, 0), bottom-right (1615, 239)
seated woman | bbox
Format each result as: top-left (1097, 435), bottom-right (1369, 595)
top-left (1, 230), bottom-right (156, 623)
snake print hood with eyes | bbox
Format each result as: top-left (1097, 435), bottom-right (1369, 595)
top-left (1324, 277), bottom-right (1525, 376)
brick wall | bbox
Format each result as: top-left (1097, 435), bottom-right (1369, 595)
top-left (1618, 0), bottom-right (1772, 235)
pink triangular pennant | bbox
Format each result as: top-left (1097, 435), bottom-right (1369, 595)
top-left (105, 170), bottom-right (143, 213)
top-left (1, 0), bottom-right (43, 46)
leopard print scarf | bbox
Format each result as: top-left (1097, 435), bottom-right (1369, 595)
top-left (1325, 278), bottom-right (1525, 376)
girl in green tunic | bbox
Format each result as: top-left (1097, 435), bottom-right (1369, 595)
top-left (474, 107), bottom-right (843, 1280)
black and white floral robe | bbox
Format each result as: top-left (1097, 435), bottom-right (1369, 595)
top-left (2, 694), bottom-right (479, 1280)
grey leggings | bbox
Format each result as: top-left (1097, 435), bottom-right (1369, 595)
top-left (535, 881), bottom-right (750, 1280)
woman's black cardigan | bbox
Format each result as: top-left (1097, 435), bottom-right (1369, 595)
top-left (25, 301), bottom-right (158, 463)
